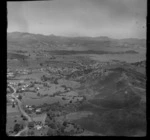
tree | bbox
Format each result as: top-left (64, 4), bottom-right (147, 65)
top-left (60, 126), bottom-right (65, 133)
top-left (54, 79), bottom-right (58, 84)
top-left (62, 97), bottom-right (66, 100)
top-left (22, 116), bottom-right (27, 121)
top-left (12, 103), bottom-right (15, 108)
top-left (28, 130), bottom-right (34, 136)
top-left (37, 92), bottom-right (40, 96)
top-left (45, 117), bottom-right (52, 126)
top-left (20, 131), bottom-right (27, 136)
top-left (13, 123), bottom-right (23, 133)
top-left (63, 121), bottom-right (68, 127)
top-left (49, 123), bottom-right (57, 129)
top-left (47, 128), bottom-right (57, 136)
top-left (18, 95), bottom-right (22, 100)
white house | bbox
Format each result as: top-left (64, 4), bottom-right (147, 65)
top-left (36, 108), bottom-right (41, 113)
top-left (26, 105), bottom-right (29, 108)
top-left (35, 125), bottom-right (42, 130)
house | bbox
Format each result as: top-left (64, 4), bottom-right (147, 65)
top-left (21, 88), bottom-right (25, 91)
top-left (36, 125), bottom-right (42, 130)
top-left (26, 105), bottom-right (29, 108)
top-left (36, 108), bottom-right (41, 113)
top-left (29, 107), bottom-right (33, 111)
top-left (23, 85), bottom-right (28, 88)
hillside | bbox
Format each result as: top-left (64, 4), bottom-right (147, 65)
top-left (7, 32), bottom-right (146, 136)
top-left (7, 32), bottom-right (146, 52)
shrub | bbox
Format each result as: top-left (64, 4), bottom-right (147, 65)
top-left (49, 123), bottom-right (57, 129)
top-left (47, 128), bottom-right (57, 136)
top-left (28, 130), bottom-right (34, 136)
top-left (13, 123), bottom-right (23, 133)
top-left (63, 121), bottom-right (68, 127)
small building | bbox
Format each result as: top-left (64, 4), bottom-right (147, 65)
top-left (29, 107), bottom-right (33, 111)
top-left (26, 105), bottom-right (29, 108)
top-left (36, 125), bottom-right (42, 130)
top-left (36, 108), bottom-right (41, 113)
top-left (21, 88), bottom-right (25, 91)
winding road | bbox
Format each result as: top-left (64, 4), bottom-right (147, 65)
top-left (7, 85), bottom-right (33, 136)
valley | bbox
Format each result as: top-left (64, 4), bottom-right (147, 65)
top-left (7, 32), bottom-right (146, 136)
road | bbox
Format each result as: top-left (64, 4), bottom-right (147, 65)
top-left (8, 85), bottom-right (33, 122)
top-left (7, 85), bottom-right (33, 136)
top-left (14, 126), bottom-right (28, 136)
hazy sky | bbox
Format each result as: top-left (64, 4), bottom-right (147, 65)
top-left (7, 0), bottom-right (146, 39)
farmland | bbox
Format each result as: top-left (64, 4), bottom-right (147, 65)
top-left (7, 32), bottom-right (146, 136)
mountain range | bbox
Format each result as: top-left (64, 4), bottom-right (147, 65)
top-left (7, 32), bottom-right (146, 52)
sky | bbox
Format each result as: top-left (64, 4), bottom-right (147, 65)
top-left (7, 0), bottom-right (146, 39)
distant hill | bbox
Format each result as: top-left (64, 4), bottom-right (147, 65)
top-left (7, 32), bottom-right (146, 51)
top-left (131, 60), bottom-right (146, 67)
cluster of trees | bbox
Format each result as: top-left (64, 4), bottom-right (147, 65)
top-left (47, 128), bottom-right (58, 136)
top-left (12, 103), bottom-right (15, 108)
top-left (45, 112), bottom-right (85, 136)
top-left (41, 75), bottom-right (55, 82)
top-left (18, 95), bottom-right (22, 100)
top-left (37, 92), bottom-right (41, 97)
top-left (28, 131), bottom-right (34, 136)
top-left (13, 123), bottom-right (24, 133)
top-left (46, 120), bottom-right (69, 136)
